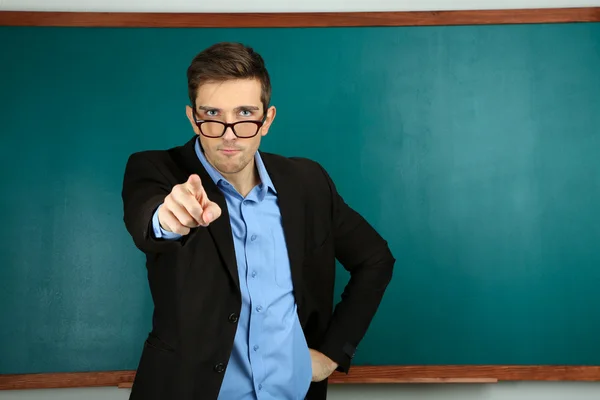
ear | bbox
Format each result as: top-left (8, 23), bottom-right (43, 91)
top-left (186, 105), bottom-right (201, 135)
top-left (260, 105), bottom-right (277, 137)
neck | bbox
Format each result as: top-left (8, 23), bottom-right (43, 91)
top-left (223, 158), bottom-right (260, 198)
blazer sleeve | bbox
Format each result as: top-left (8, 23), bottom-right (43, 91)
top-left (121, 152), bottom-right (187, 254)
top-left (315, 163), bottom-right (396, 373)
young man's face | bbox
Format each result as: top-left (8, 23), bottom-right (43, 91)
top-left (186, 78), bottom-right (275, 178)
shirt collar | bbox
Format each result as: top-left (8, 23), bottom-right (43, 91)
top-left (194, 137), bottom-right (277, 195)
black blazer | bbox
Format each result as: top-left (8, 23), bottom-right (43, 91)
top-left (121, 136), bottom-right (395, 400)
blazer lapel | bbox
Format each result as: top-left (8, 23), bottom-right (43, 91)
top-left (205, 190), bottom-right (240, 294)
top-left (179, 136), bottom-right (240, 294)
top-left (261, 152), bottom-right (306, 308)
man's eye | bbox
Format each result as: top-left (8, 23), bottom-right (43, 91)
top-left (240, 110), bottom-right (252, 117)
top-left (206, 110), bottom-right (218, 117)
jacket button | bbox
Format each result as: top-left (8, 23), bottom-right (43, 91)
top-left (214, 363), bottom-right (225, 373)
top-left (228, 313), bottom-right (238, 323)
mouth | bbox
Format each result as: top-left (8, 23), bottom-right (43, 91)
top-left (219, 149), bottom-right (241, 155)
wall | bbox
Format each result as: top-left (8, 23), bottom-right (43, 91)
top-left (1, 0), bottom-right (600, 399)
top-left (1, 383), bottom-right (600, 400)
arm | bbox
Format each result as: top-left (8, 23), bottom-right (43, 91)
top-left (316, 164), bottom-right (396, 373)
top-left (122, 152), bottom-right (220, 254)
top-left (121, 152), bottom-right (185, 254)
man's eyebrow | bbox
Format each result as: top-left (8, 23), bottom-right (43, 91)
top-left (197, 105), bottom-right (220, 111)
top-left (197, 105), bottom-right (260, 111)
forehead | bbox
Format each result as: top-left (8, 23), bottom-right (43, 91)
top-left (195, 78), bottom-right (262, 108)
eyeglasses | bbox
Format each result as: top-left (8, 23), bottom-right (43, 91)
top-left (193, 110), bottom-right (266, 139)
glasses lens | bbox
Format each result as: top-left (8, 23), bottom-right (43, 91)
top-left (200, 121), bottom-right (225, 137)
top-left (234, 122), bottom-right (259, 138)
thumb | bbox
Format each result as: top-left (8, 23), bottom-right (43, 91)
top-left (201, 201), bottom-right (222, 225)
top-left (185, 174), bottom-right (203, 197)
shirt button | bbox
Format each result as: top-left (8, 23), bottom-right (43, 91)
top-left (253, 345), bottom-right (259, 351)
top-left (251, 234), bottom-right (257, 241)
top-left (251, 271), bottom-right (257, 278)
top-left (228, 313), bottom-right (238, 323)
top-left (258, 384), bottom-right (263, 390)
top-left (256, 306), bottom-right (263, 312)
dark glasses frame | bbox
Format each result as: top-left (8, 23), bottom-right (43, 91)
top-left (192, 109), bottom-right (266, 139)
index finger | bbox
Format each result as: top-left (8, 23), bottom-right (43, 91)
top-left (185, 174), bottom-right (203, 197)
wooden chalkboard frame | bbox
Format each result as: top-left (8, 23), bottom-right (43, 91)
top-left (0, 7), bottom-right (598, 27)
top-left (1, 7), bottom-right (600, 389)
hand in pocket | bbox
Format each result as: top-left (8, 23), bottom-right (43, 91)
top-left (309, 349), bottom-right (338, 382)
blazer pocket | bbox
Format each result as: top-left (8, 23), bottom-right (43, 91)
top-left (307, 229), bottom-right (332, 255)
top-left (303, 231), bottom-right (334, 267)
top-left (145, 332), bottom-right (175, 353)
top-left (132, 338), bottom-right (177, 399)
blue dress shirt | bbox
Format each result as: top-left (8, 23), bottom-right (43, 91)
top-left (151, 138), bottom-right (312, 399)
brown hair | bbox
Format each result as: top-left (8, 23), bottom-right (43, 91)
top-left (187, 42), bottom-right (271, 112)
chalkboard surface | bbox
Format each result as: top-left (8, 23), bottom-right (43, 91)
top-left (1, 22), bottom-right (599, 375)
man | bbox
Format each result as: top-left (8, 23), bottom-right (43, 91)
top-left (121, 42), bottom-right (395, 400)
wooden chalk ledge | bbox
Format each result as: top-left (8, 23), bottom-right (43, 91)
top-left (2, 366), bottom-right (600, 390)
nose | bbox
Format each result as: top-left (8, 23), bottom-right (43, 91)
top-left (222, 125), bottom-right (237, 141)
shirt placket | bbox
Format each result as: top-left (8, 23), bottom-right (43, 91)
top-left (241, 194), bottom-right (267, 396)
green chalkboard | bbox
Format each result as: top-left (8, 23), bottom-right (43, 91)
top-left (1, 22), bottom-right (600, 375)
